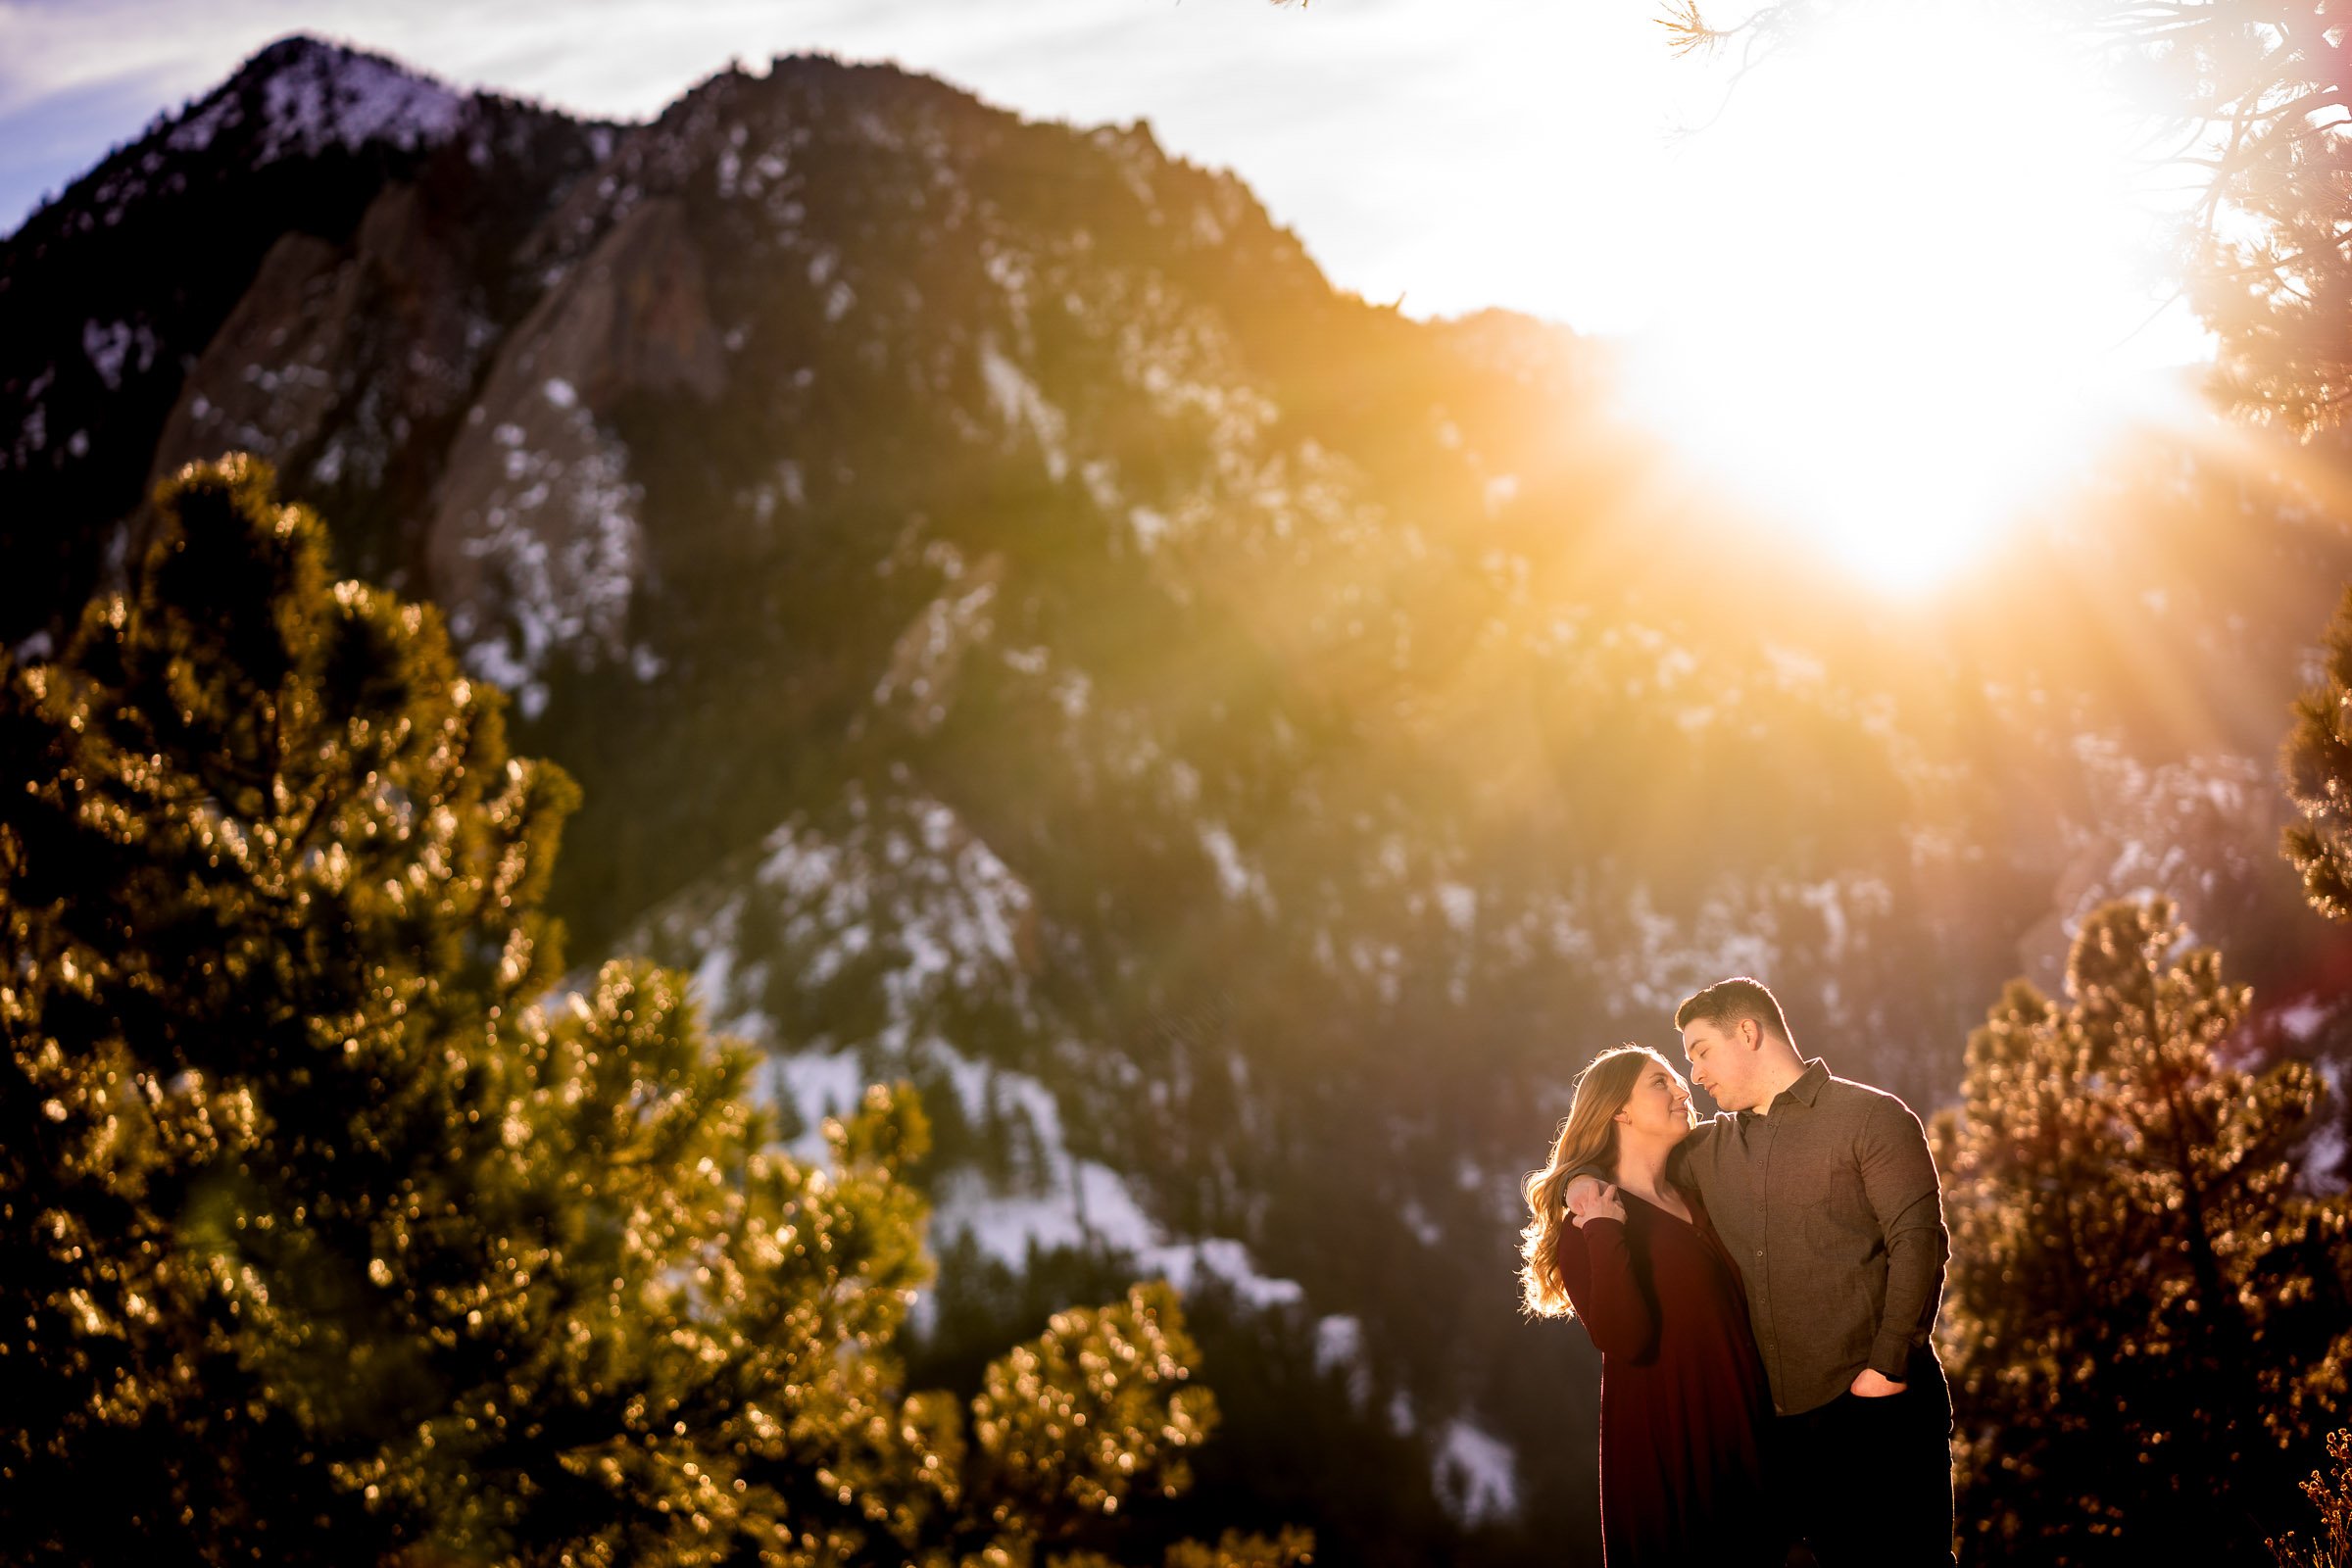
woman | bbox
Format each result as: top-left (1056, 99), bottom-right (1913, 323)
top-left (1519, 1046), bottom-right (1779, 1567)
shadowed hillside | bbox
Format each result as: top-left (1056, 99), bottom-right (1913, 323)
top-left (7, 35), bottom-right (2352, 1564)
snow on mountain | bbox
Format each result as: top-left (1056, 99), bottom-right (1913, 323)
top-left (742, 782), bottom-right (1038, 1022)
top-left (760, 1036), bottom-right (1303, 1312)
top-left (440, 397), bottom-right (646, 719)
top-left (1436, 1418), bottom-right (1523, 1527)
top-left (977, 333), bottom-right (1070, 483)
top-left (660, 784), bottom-right (1304, 1325)
top-left (1314, 1312), bottom-right (1372, 1406)
top-left (168, 37), bottom-right (466, 164)
top-left (67, 40), bottom-right (470, 233)
top-left (80, 319), bottom-right (157, 390)
top-left (873, 542), bottom-right (1007, 737)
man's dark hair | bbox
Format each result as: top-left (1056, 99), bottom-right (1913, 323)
top-left (1675, 976), bottom-right (1794, 1047)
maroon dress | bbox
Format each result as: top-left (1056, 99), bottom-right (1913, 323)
top-left (1555, 1183), bottom-right (1779, 1567)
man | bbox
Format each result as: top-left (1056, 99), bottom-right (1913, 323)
top-left (1579, 976), bottom-right (1954, 1565)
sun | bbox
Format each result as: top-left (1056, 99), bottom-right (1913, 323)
top-left (1619, 1), bottom-right (2200, 591)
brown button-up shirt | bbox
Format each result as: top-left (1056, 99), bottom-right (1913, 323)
top-left (1675, 1057), bottom-right (1949, 1416)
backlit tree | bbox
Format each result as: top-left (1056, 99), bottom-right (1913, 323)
top-left (2285, 582), bottom-right (2352, 921)
top-left (0, 455), bottom-right (1246, 1567)
top-left (1940, 896), bottom-right (2352, 1563)
top-left (2270, 1428), bottom-right (2352, 1568)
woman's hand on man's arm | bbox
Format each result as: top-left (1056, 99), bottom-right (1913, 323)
top-left (1562, 1175), bottom-right (1626, 1227)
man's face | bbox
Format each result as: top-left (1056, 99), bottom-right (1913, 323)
top-left (1681, 1016), bottom-right (1752, 1111)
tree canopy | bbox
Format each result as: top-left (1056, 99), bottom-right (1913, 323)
top-left (2284, 581), bottom-right (2352, 920)
top-left (0, 455), bottom-right (1283, 1568)
top-left (1939, 896), bottom-right (2352, 1563)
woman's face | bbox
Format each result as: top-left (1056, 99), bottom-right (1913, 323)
top-left (1615, 1057), bottom-right (1694, 1144)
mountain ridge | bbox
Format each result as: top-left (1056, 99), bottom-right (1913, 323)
top-left (7, 33), bottom-right (2352, 1567)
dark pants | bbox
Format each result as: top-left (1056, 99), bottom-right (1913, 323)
top-left (1770, 1349), bottom-right (1955, 1567)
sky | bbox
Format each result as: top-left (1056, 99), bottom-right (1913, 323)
top-left (0, 0), bottom-right (2214, 359)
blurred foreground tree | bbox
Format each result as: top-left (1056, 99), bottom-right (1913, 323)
top-left (2278, 517), bottom-right (2352, 1568)
top-left (0, 456), bottom-right (1272, 1567)
top-left (2270, 1428), bottom-right (2352, 1567)
top-left (1938, 897), bottom-right (2352, 1564)
top-left (1064, 1530), bottom-right (1318, 1568)
top-left (2285, 583), bottom-right (2352, 920)
top-left (1651, 0), bottom-right (2352, 436)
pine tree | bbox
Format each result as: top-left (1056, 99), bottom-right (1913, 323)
top-left (1058, 1529), bottom-right (1317, 1568)
top-left (2270, 1429), bottom-right (2352, 1568)
top-left (2284, 583), bottom-right (2352, 921)
top-left (0, 455), bottom-right (1252, 1567)
top-left (2275, 579), bottom-right (2352, 1568)
top-left (1939, 896), bottom-right (2352, 1564)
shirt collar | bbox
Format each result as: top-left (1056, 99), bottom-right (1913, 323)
top-left (1740, 1056), bottom-right (1830, 1121)
top-left (1781, 1056), bottom-right (1830, 1108)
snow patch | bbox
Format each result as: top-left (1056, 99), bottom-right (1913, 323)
top-left (2057, 735), bottom-right (2269, 929)
top-left (750, 1048), bottom-right (872, 1164)
top-left (1314, 1313), bottom-right (1373, 1406)
top-left (748, 786), bottom-right (1036, 1020)
top-left (172, 42), bottom-right (465, 163)
top-left (755, 1035), bottom-right (1304, 1310)
top-left (631, 789), bottom-right (1305, 1336)
top-left (1598, 884), bottom-right (1778, 1019)
top-left (259, 45), bottom-right (465, 159)
top-left (450, 400), bottom-right (643, 719)
top-left (1435, 1419), bottom-right (1521, 1526)
top-left (1199, 821), bottom-right (1274, 912)
top-left (82, 319), bottom-right (156, 390)
top-left (977, 335), bottom-right (1069, 481)
top-left (167, 94), bottom-right (242, 154)
top-left (926, 1047), bottom-right (1301, 1309)
top-left (874, 548), bottom-right (1000, 735)
top-left (2278, 997), bottom-right (2332, 1042)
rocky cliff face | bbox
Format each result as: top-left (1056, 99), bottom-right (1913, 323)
top-left (1, 36), bottom-right (612, 626)
top-left (7, 35), bottom-right (2352, 1567)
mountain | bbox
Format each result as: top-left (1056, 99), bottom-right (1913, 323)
top-left (7, 34), bottom-right (2352, 1566)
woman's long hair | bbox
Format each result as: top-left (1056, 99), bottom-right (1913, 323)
top-left (1518, 1045), bottom-right (1667, 1319)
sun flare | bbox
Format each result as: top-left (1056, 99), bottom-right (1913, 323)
top-left (1622, 2), bottom-right (2197, 590)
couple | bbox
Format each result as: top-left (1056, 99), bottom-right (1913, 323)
top-left (1519, 977), bottom-right (1954, 1567)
